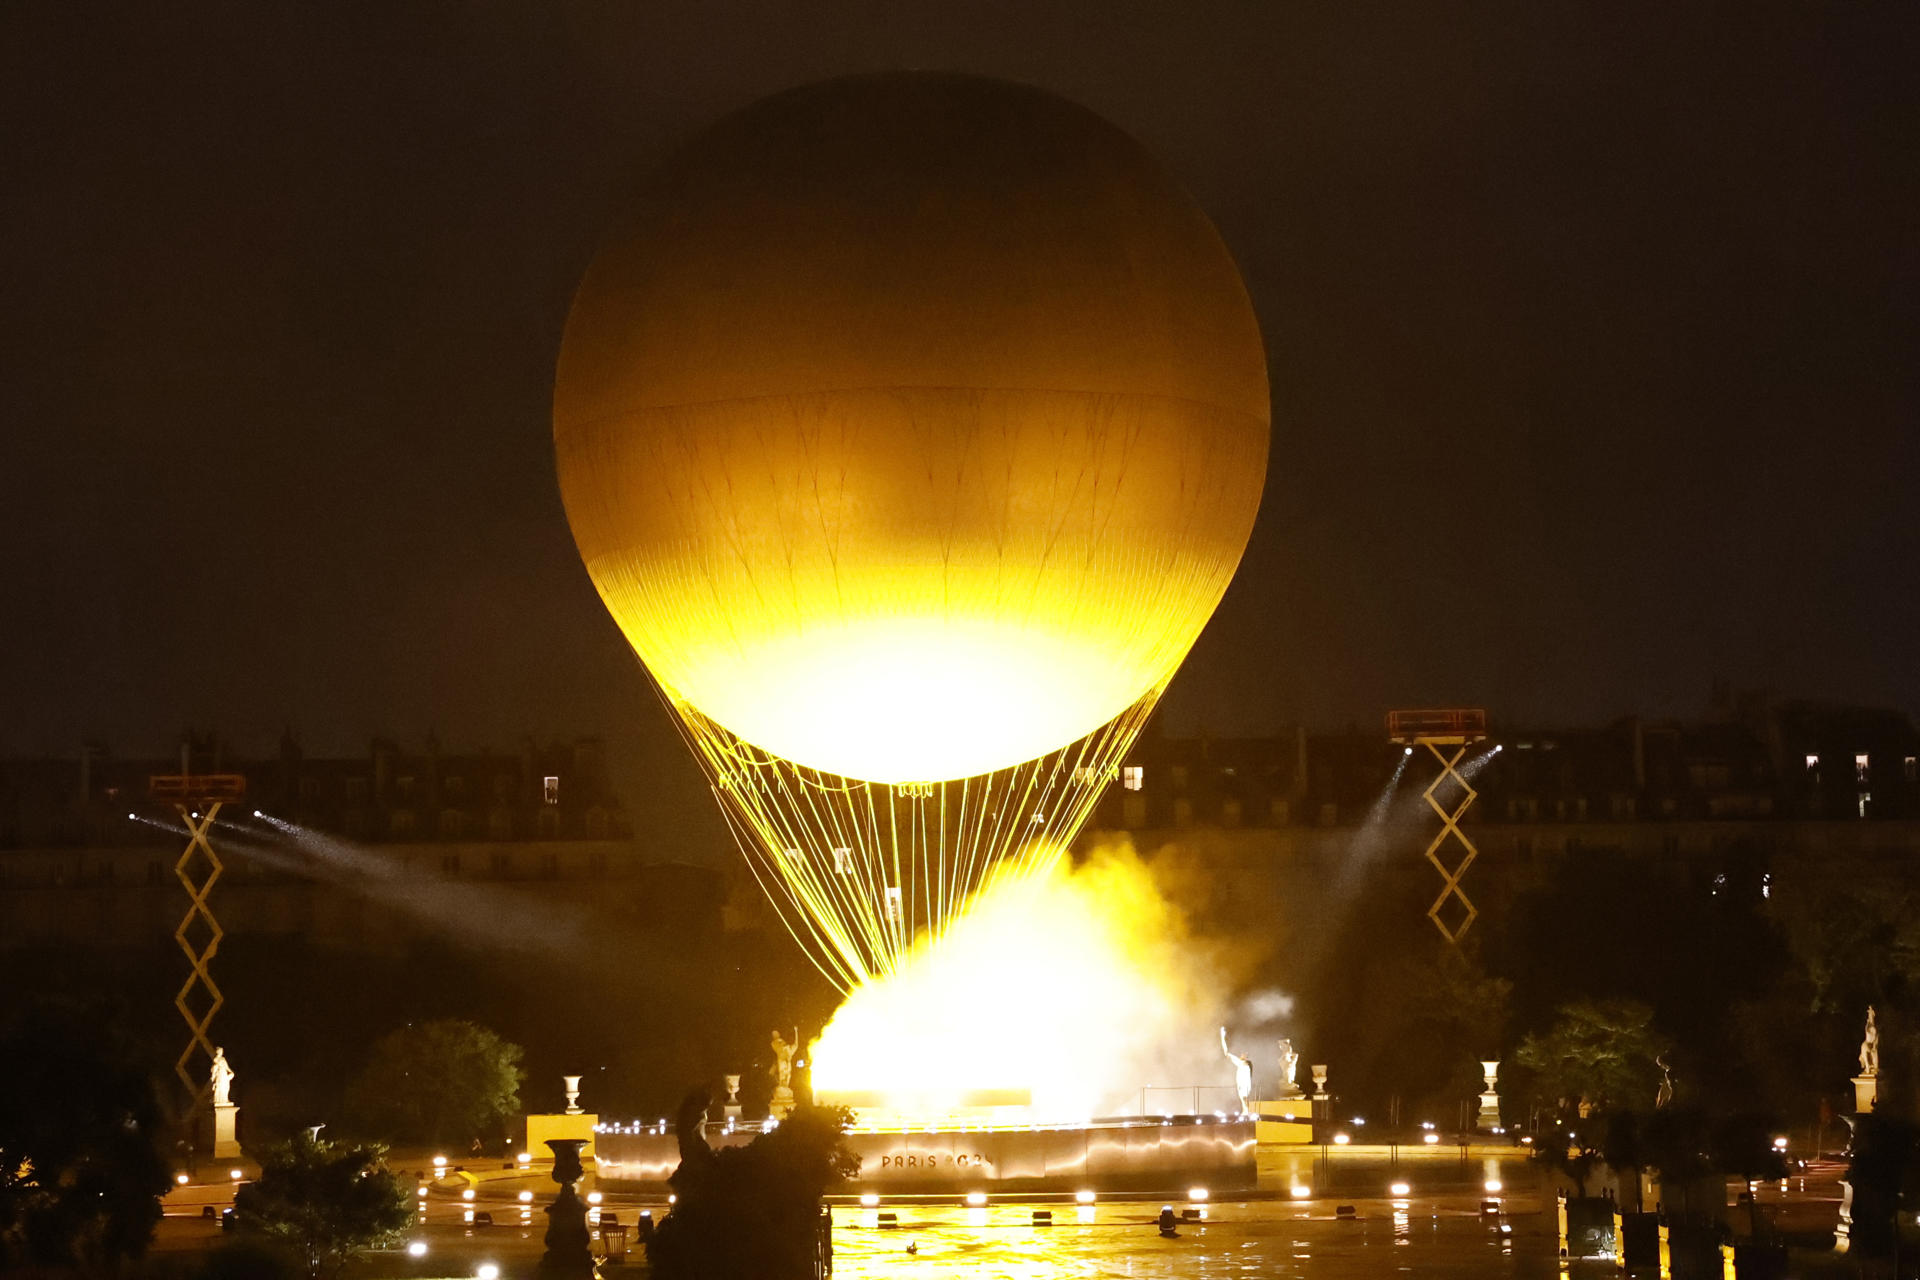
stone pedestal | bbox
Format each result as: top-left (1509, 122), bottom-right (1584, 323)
top-left (212, 1103), bottom-right (241, 1159)
top-left (1852, 1075), bottom-right (1878, 1114)
top-left (770, 1086), bottom-right (796, 1120)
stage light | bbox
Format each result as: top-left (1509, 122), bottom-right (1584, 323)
top-left (1333, 1132), bottom-right (1350, 1145)
top-left (518, 1152), bottom-right (533, 1165)
top-left (175, 1173), bottom-right (189, 1185)
top-left (461, 1189), bottom-right (475, 1202)
top-left (1773, 1137), bottom-right (1788, 1150)
top-left (1485, 1178), bottom-right (1503, 1193)
top-left (518, 1191), bottom-right (533, 1204)
top-left (433, 1155), bottom-right (447, 1168)
top-left (417, 1187), bottom-right (428, 1198)
top-left (587, 1192), bottom-right (603, 1205)
top-left (407, 1242), bottom-right (427, 1258)
top-left (966, 1191), bottom-right (987, 1207)
top-left (229, 1169), bottom-right (243, 1180)
top-left (1075, 1190), bottom-right (1096, 1205)
top-left (1390, 1182), bottom-right (1410, 1197)
top-left (476, 1265), bottom-right (499, 1280)
top-left (1188, 1187), bottom-right (1208, 1202)
top-left (860, 1193), bottom-right (880, 1207)
top-left (1289, 1184), bottom-right (1311, 1199)
top-left (1423, 1132), bottom-right (1440, 1144)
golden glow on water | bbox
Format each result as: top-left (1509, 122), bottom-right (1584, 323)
top-left (811, 841), bottom-right (1224, 1125)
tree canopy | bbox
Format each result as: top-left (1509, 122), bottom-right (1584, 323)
top-left (232, 1133), bottom-right (413, 1280)
top-left (1514, 998), bottom-right (1669, 1117)
top-left (0, 1002), bottom-right (172, 1274)
top-left (344, 1020), bottom-right (523, 1146)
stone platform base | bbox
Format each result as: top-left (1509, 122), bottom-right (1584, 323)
top-left (596, 1115), bottom-right (1255, 1193)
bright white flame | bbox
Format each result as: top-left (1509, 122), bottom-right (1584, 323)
top-left (811, 840), bottom-right (1229, 1124)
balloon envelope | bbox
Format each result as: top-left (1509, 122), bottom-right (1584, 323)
top-left (555, 74), bottom-right (1268, 782)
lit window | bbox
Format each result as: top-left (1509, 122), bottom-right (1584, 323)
top-left (831, 847), bottom-right (854, 875)
top-left (1122, 765), bottom-right (1144, 792)
top-left (543, 776), bottom-right (560, 805)
top-left (1858, 792), bottom-right (1871, 819)
top-left (1855, 753), bottom-right (1870, 785)
top-left (1805, 754), bottom-right (1819, 772)
top-left (885, 886), bottom-right (903, 926)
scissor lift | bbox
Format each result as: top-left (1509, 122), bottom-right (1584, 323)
top-left (1386, 710), bottom-right (1488, 943)
top-left (147, 772), bottom-right (247, 1098)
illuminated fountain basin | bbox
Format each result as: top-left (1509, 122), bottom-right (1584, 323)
top-left (593, 1114), bottom-right (1255, 1194)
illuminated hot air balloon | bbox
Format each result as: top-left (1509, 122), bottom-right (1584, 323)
top-left (554, 73), bottom-right (1267, 988)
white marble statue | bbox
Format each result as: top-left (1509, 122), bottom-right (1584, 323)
top-left (1219, 1026), bottom-right (1253, 1115)
top-left (1277, 1038), bottom-right (1301, 1097)
top-left (209, 1047), bottom-right (234, 1107)
top-left (770, 1028), bottom-right (797, 1092)
top-left (1861, 1006), bottom-right (1879, 1078)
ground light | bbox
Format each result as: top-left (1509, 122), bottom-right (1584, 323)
top-left (587, 1192), bottom-right (603, 1205)
top-left (860, 1193), bottom-right (880, 1207)
top-left (476, 1265), bottom-right (499, 1280)
top-left (406, 1242), bottom-right (427, 1258)
top-left (416, 1187), bottom-right (428, 1199)
top-left (1485, 1179), bottom-right (1503, 1193)
top-left (518, 1191), bottom-right (533, 1203)
top-left (1188, 1187), bottom-right (1209, 1202)
top-left (1390, 1182), bottom-right (1411, 1197)
top-left (1290, 1184), bottom-right (1311, 1199)
top-left (228, 1169), bottom-right (243, 1180)
top-left (1333, 1132), bottom-right (1351, 1145)
top-left (966, 1191), bottom-right (987, 1207)
top-left (461, 1189), bottom-right (475, 1201)
top-left (175, 1173), bottom-right (189, 1185)
top-left (1423, 1132), bottom-right (1439, 1144)
top-left (1075, 1190), bottom-right (1096, 1205)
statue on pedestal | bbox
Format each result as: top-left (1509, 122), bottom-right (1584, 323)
top-left (1276, 1039), bottom-right (1301, 1097)
top-left (1655, 1054), bottom-right (1674, 1110)
top-left (1219, 1027), bottom-right (1253, 1115)
top-left (769, 1028), bottom-right (798, 1118)
top-left (1860, 1006), bottom-right (1879, 1078)
top-left (209, 1047), bottom-right (235, 1107)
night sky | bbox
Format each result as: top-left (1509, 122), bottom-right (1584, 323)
top-left (5, 2), bottom-right (1914, 855)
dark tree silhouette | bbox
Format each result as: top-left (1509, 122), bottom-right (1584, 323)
top-left (648, 1089), bottom-right (859, 1280)
top-left (0, 1002), bottom-right (172, 1274)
